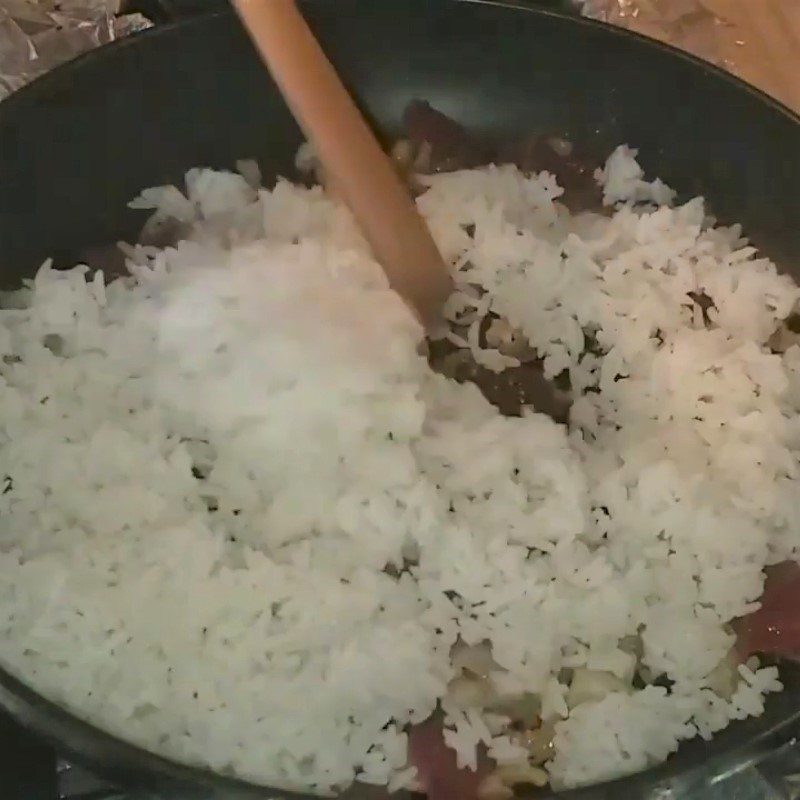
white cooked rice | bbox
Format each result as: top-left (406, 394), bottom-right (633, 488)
top-left (0, 146), bottom-right (798, 793)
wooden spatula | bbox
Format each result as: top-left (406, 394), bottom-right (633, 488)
top-left (231, 0), bottom-right (453, 328)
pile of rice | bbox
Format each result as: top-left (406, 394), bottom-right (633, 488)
top-left (1, 145), bottom-right (799, 794)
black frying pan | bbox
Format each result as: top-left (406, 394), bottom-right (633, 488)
top-left (0, 2), bottom-right (799, 798)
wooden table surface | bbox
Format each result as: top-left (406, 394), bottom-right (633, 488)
top-left (592, 0), bottom-right (800, 114)
top-left (708, 0), bottom-right (800, 113)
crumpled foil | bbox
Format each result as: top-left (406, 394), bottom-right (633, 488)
top-left (0, 0), bottom-right (151, 100)
top-left (574, 0), bottom-right (742, 75)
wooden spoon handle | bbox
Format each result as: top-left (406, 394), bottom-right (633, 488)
top-left (231, 0), bottom-right (452, 327)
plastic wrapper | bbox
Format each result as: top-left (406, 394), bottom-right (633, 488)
top-left (0, 0), bottom-right (151, 100)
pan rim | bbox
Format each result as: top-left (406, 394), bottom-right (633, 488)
top-left (0, 0), bottom-right (797, 128)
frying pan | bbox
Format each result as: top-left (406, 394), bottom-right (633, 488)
top-left (0, 1), bottom-right (799, 798)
